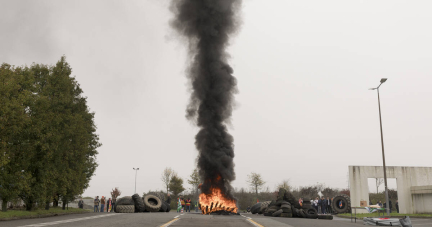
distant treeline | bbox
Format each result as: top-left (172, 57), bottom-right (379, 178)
top-left (0, 57), bottom-right (100, 211)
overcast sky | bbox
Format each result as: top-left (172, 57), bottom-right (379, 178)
top-left (1, 0), bottom-right (431, 198)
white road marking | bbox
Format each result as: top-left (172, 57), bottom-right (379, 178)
top-left (19, 213), bottom-right (120, 227)
top-left (173, 215), bottom-right (180, 218)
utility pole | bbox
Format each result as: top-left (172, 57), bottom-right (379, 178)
top-left (369, 78), bottom-right (390, 216)
top-left (133, 167), bottom-right (139, 194)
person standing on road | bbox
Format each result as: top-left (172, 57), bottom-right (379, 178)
top-left (165, 193), bottom-right (171, 209)
top-left (111, 197), bottom-right (116, 212)
top-left (396, 200), bottom-right (399, 213)
top-left (94, 196), bottom-right (100, 212)
top-left (78, 198), bottom-right (84, 209)
top-left (177, 198), bottom-right (182, 213)
top-left (195, 201), bottom-right (199, 212)
top-left (321, 197), bottom-right (327, 214)
top-left (181, 198), bottom-right (185, 211)
top-left (100, 196), bottom-right (106, 212)
top-left (107, 198), bottom-right (111, 212)
top-left (326, 197), bottom-right (331, 214)
top-left (313, 197), bottom-right (319, 212)
top-left (317, 197), bottom-right (322, 214)
top-left (185, 198), bottom-right (191, 212)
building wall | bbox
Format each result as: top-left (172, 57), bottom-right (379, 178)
top-left (412, 194), bottom-right (432, 214)
top-left (349, 166), bottom-right (432, 214)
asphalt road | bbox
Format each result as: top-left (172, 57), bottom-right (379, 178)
top-left (2, 212), bottom-right (432, 227)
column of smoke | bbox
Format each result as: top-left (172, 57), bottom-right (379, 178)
top-left (170, 0), bottom-right (242, 199)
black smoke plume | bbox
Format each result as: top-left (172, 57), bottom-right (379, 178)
top-left (170, 0), bottom-right (242, 198)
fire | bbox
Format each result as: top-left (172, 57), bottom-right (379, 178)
top-left (199, 187), bottom-right (238, 214)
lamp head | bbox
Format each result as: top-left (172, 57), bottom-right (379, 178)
top-left (380, 78), bottom-right (387, 83)
top-left (369, 88), bottom-right (377, 90)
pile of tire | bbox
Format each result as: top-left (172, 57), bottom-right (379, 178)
top-left (115, 193), bottom-right (171, 213)
top-left (260, 188), bottom-right (333, 220)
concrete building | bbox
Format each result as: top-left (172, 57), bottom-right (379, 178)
top-left (349, 166), bottom-right (432, 214)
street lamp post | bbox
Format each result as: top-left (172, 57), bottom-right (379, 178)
top-left (369, 78), bottom-right (390, 216)
top-left (133, 168), bottom-right (139, 194)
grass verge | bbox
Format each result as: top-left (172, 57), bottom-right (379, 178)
top-left (337, 212), bottom-right (432, 218)
top-left (0, 207), bottom-right (91, 221)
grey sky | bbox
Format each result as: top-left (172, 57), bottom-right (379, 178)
top-left (1, 0), bottom-right (431, 198)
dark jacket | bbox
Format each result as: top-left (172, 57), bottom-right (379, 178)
top-left (165, 196), bottom-right (171, 204)
top-left (322, 199), bottom-right (328, 207)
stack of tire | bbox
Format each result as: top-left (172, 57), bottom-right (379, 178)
top-left (260, 188), bottom-right (333, 220)
top-left (115, 193), bottom-right (170, 213)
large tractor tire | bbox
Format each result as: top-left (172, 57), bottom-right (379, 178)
top-left (251, 203), bottom-right (262, 214)
top-left (144, 194), bottom-right (162, 212)
top-left (318, 214), bottom-right (333, 220)
top-left (132, 194), bottom-right (146, 212)
top-left (115, 196), bottom-right (134, 212)
top-left (146, 192), bottom-right (165, 202)
top-left (303, 208), bottom-right (318, 219)
top-left (331, 194), bottom-right (351, 214)
top-left (115, 205), bottom-right (134, 213)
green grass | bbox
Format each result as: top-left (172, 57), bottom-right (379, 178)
top-left (0, 207), bottom-right (91, 220)
top-left (337, 211), bottom-right (432, 218)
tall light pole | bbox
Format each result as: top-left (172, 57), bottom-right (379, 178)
top-left (133, 168), bottom-right (139, 194)
top-left (369, 78), bottom-right (390, 216)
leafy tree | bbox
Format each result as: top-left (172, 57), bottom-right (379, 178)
top-left (111, 187), bottom-right (122, 200)
top-left (276, 179), bottom-right (291, 192)
top-left (247, 172), bottom-right (266, 196)
top-left (161, 167), bottom-right (175, 194)
top-left (187, 168), bottom-right (200, 196)
top-left (0, 64), bottom-right (33, 211)
top-left (376, 178), bottom-right (384, 193)
top-left (169, 174), bottom-right (185, 198)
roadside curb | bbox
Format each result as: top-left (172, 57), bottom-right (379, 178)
top-left (0, 210), bottom-right (93, 221)
top-left (336, 214), bottom-right (432, 219)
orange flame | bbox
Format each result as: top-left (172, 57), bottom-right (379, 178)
top-left (199, 187), bottom-right (238, 214)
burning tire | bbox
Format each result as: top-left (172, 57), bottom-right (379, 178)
top-left (144, 194), bottom-right (162, 212)
top-left (115, 205), bottom-right (134, 213)
top-left (132, 194), bottom-right (146, 212)
top-left (251, 203), bottom-right (262, 214)
top-left (114, 196), bottom-right (134, 212)
top-left (331, 194), bottom-right (351, 214)
top-left (272, 209), bottom-right (283, 217)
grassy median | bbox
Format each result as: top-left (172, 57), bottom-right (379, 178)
top-left (0, 207), bottom-right (91, 221)
top-left (337, 211), bottom-right (432, 218)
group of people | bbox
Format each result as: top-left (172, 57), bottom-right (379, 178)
top-left (177, 197), bottom-right (195, 212)
top-left (92, 196), bottom-right (115, 212)
top-left (309, 197), bottom-right (333, 214)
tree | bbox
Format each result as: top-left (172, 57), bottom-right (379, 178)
top-left (169, 174), bottom-right (185, 198)
top-left (276, 179), bottom-right (291, 192)
top-left (376, 178), bottom-right (384, 193)
top-left (0, 64), bottom-right (33, 212)
top-left (187, 168), bottom-right (201, 196)
top-left (247, 172), bottom-right (266, 196)
top-left (111, 187), bottom-right (122, 200)
top-left (161, 167), bottom-right (175, 194)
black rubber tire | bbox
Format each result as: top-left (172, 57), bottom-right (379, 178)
top-left (263, 212), bottom-right (272, 216)
top-left (165, 202), bottom-right (171, 212)
top-left (115, 205), bottom-right (134, 213)
top-left (298, 209), bottom-right (307, 218)
top-left (146, 192), bottom-right (165, 202)
top-left (301, 204), bottom-right (314, 210)
top-left (115, 196), bottom-right (134, 212)
top-left (272, 209), bottom-right (283, 217)
top-left (132, 194), bottom-right (146, 213)
top-left (281, 207), bottom-right (292, 213)
top-left (303, 208), bottom-right (318, 219)
top-left (159, 202), bottom-right (167, 212)
top-left (280, 212), bottom-right (293, 218)
top-left (251, 203), bottom-right (262, 214)
top-left (331, 194), bottom-right (351, 214)
top-left (291, 207), bottom-right (300, 217)
top-left (259, 201), bottom-right (271, 214)
top-left (144, 194), bottom-right (162, 212)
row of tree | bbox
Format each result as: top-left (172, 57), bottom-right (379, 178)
top-left (0, 57), bottom-right (100, 211)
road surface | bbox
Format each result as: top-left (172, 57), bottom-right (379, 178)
top-left (2, 212), bottom-right (431, 227)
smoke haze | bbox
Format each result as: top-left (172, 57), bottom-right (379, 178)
top-left (170, 0), bottom-right (242, 198)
